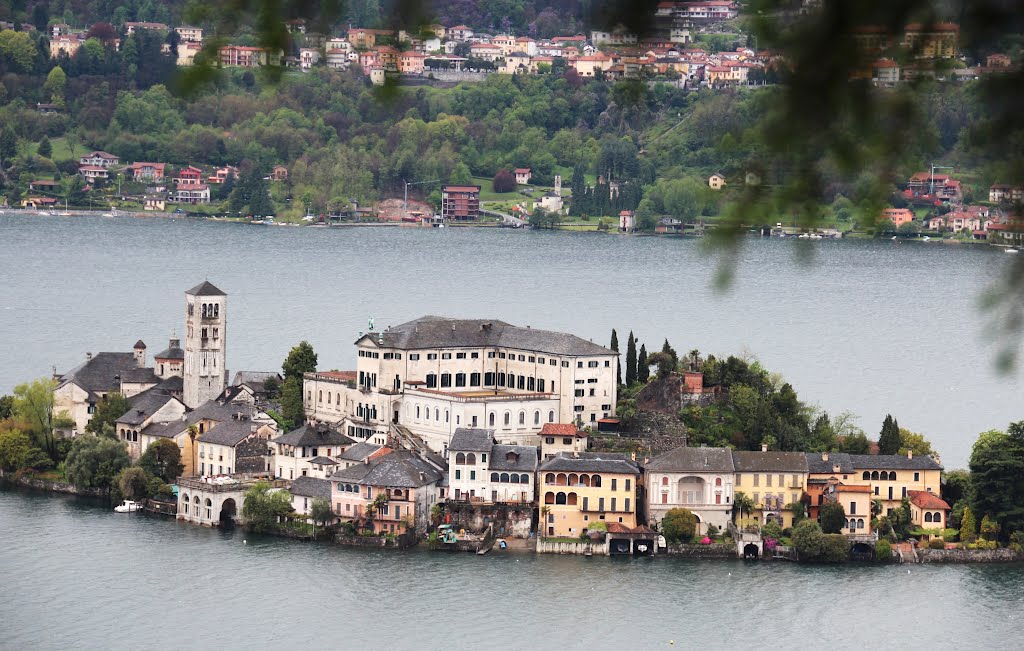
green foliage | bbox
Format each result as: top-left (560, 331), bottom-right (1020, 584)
top-left (241, 482), bottom-right (293, 533)
top-left (969, 423), bottom-right (1024, 538)
top-left (898, 428), bottom-right (934, 457)
top-left (820, 501), bottom-right (846, 534)
top-left (792, 519), bottom-right (824, 559)
top-left (787, 501), bottom-right (806, 527)
top-left (960, 506), bottom-right (978, 544)
top-left (12, 378), bottom-right (57, 461)
top-left (625, 331), bottom-right (637, 387)
top-left (37, 136), bottom-right (52, 158)
top-left (980, 514), bottom-right (1001, 541)
top-left (637, 344), bottom-right (649, 383)
top-left (838, 430), bottom-right (871, 455)
top-left (282, 341), bottom-right (317, 381)
top-left (310, 497), bottom-right (334, 524)
top-left (64, 435), bottom-right (130, 492)
top-left (874, 539), bottom-right (891, 562)
top-left (661, 508), bottom-right (697, 543)
top-left (761, 520), bottom-right (783, 541)
top-left (116, 466), bottom-right (150, 500)
top-left (878, 414), bottom-right (901, 456)
top-left (0, 395), bottom-right (13, 420)
top-left (732, 491), bottom-right (755, 523)
top-left (610, 329), bottom-right (621, 386)
top-left (0, 428), bottom-right (34, 472)
top-left (138, 438), bottom-right (184, 484)
top-left (85, 392), bottom-right (131, 436)
top-left (928, 538), bottom-right (946, 550)
top-left (942, 470), bottom-right (972, 507)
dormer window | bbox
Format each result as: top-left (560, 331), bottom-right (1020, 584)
top-left (506, 452), bottom-right (518, 462)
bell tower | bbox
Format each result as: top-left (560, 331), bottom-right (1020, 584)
top-left (183, 281), bottom-right (227, 408)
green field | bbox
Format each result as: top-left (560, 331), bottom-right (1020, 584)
top-left (25, 136), bottom-right (76, 162)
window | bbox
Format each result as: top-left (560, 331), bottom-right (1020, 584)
top-left (602, 404), bottom-right (611, 411)
top-left (548, 410), bottom-right (555, 423)
top-left (499, 353), bottom-right (506, 359)
top-left (538, 379), bottom-right (546, 392)
top-left (518, 355), bottom-right (525, 361)
top-left (471, 352), bottom-right (479, 359)
top-left (611, 498), bottom-right (617, 511)
top-left (538, 357), bottom-right (545, 364)
top-left (914, 472), bottom-right (920, 481)
top-left (598, 497), bottom-right (605, 511)
top-left (611, 478), bottom-right (617, 491)
top-left (426, 373), bottom-right (437, 388)
top-left (563, 437), bottom-right (572, 445)
top-left (470, 471), bottom-right (476, 480)
top-left (587, 378), bottom-right (598, 383)
top-left (427, 353), bottom-right (438, 360)
top-left (550, 359), bottom-right (557, 366)
top-left (470, 372), bottom-right (481, 387)
top-left (588, 388), bottom-right (595, 397)
top-left (562, 361), bottom-right (569, 368)
top-left (489, 413), bottom-right (495, 426)
top-left (455, 469), bottom-right (461, 480)
top-left (604, 360), bottom-right (610, 367)
top-left (766, 474), bottom-right (772, 487)
top-left (456, 353), bottom-right (466, 359)
top-left (484, 372), bottom-right (495, 386)
top-left (440, 373), bottom-right (452, 388)
top-left (518, 412), bottom-right (525, 425)
top-left (577, 361), bottom-right (583, 368)
top-left (504, 412), bottom-right (510, 426)
top-left (753, 474), bottom-right (760, 487)
top-left (626, 479), bottom-right (631, 491)
top-left (488, 352), bottom-right (496, 359)
top-left (575, 389), bottom-right (584, 397)
top-left (850, 502), bottom-right (857, 515)
top-left (442, 353), bottom-right (452, 360)
top-left (625, 498), bottom-right (630, 512)
top-left (582, 497), bottom-right (589, 511)
top-left (588, 361), bottom-right (598, 368)
top-left (410, 354), bottom-right (420, 361)
top-left (455, 373), bottom-right (466, 387)
top-left (534, 411), bottom-right (540, 425)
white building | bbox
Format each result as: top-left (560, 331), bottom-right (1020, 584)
top-left (183, 281), bottom-right (227, 409)
top-left (645, 445), bottom-right (736, 535)
top-left (448, 427), bottom-right (537, 503)
top-left (271, 422), bottom-right (355, 480)
top-left (303, 316), bottom-right (618, 454)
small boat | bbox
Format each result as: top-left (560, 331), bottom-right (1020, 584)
top-left (922, 236), bottom-right (931, 242)
top-left (114, 500), bottom-right (142, 513)
top-left (1006, 248), bottom-right (1019, 254)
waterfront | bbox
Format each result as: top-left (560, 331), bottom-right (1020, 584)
top-left (1, 487), bottom-right (1022, 649)
top-left (0, 213), bottom-right (1019, 467)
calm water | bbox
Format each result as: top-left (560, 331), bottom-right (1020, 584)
top-left (0, 213), bottom-right (1020, 467)
top-left (2, 488), bottom-right (1023, 649)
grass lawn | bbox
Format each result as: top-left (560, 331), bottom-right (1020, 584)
top-left (25, 136), bottom-right (75, 162)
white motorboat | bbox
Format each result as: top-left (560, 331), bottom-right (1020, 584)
top-left (1006, 248), bottom-right (1019, 254)
top-left (114, 500), bottom-right (142, 513)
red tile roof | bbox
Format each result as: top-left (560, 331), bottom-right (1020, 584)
top-left (908, 490), bottom-right (950, 510)
top-left (316, 371), bottom-right (357, 381)
top-left (539, 423), bottom-right (581, 436)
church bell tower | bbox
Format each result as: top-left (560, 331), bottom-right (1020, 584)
top-left (183, 281), bottom-right (227, 408)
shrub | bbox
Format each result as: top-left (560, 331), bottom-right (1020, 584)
top-left (761, 520), bottom-right (783, 542)
top-left (942, 528), bottom-right (959, 542)
top-left (928, 538), bottom-right (946, 549)
top-left (792, 520), bottom-right (825, 560)
top-left (960, 506), bottom-right (977, 544)
top-left (980, 515), bottom-right (1001, 541)
top-left (820, 502), bottom-right (846, 534)
top-left (661, 508), bottom-right (697, 543)
top-left (821, 534), bottom-right (850, 563)
top-left (874, 539), bottom-right (892, 561)
top-left (705, 524), bottom-right (720, 538)
top-left (492, 169), bottom-right (516, 193)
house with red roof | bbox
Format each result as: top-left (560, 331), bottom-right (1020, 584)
top-left (539, 423), bottom-right (588, 460)
top-left (175, 166), bottom-right (203, 186)
top-left (514, 168), bottom-right (531, 185)
top-left (908, 490), bottom-right (951, 534)
top-left (127, 162), bottom-right (166, 182)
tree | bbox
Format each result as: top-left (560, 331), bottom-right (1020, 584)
top-left (280, 341), bottom-right (317, 428)
top-left (969, 423), bottom-right (1024, 537)
top-left (788, 501), bottom-right (806, 527)
top-left (732, 491), bottom-right (755, 524)
top-left (878, 414), bottom-right (901, 456)
top-left (241, 482), bottom-right (293, 532)
top-left (85, 392), bottom-right (131, 435)
top-left (310, 497), bottom-right (334, 534)
top-left (625, 331), bottom-right (637, 386)
top-left (37, 136), bottom-right (52, 159)
top-left (792, 520), bottom-right (825, 559)
top-left (0, 127), bottom-right (17, 168)
top-left (637, 344), bottom-right (649, 383)
top-left (117, 466), bottom-right (151, 500)
top-left (139, 438), bottom-right (184, 483)
top-left (960, 506), bottom-right (978, 544)
top-left (898, 428), bottom-right (934, 457)
top-left (0, 395), bottom-right (13, 420)
top-left (282, 341), bottom-right (318, 381)
top-left (12, 378), bottom-right (57, 461)
top-left (838, 430), bottom-right (871, 455)
top-left (761, 519), bottom-right (783, 542)
top-left (64, 436), bottom-right (130, 492)
top-left (492, 169), bottom-right (516, 193)
top-left (43, 66), bottom-right (66, 106)
top-left (0, 428), bottom-right (33, 472)
top-left (610, 329), bottom-right (621, 386)
top-left (820, 501), bottom-right (846, 534)
top-left (980, 514), bottom-right (1001, 541)
top-left (660, 508), bottom-right (697, 543)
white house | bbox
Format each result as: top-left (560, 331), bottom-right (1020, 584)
top-left (645, 445), bottom-right (736, 535)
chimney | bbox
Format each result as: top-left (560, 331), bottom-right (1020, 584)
top-left (86, 352), bottom-right (92, 361)
top-left (907, 450), bottom-right (913, 459)
top-left (761, 443), bottom-right (768, 452)
top-left (251, 425), bottom-right (258, 434)
top-left (821, 451), bottom-right (828, 461)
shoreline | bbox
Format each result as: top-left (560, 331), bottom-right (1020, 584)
top-left (4, 477), bottom-right (1021, 564)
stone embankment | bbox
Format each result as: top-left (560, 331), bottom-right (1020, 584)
top-left (917, 547), bottom-right (1024, 563)
top-left (0, 471), bottom-right (106, 498)
top-left (665, 543), bottom-right (736, 558)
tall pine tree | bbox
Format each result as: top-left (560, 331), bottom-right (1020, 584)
top-left (638, 344), bottom-right (649, 383)
top-left (625, 331), bottom-right (637, 386)
top-left (661, 338), bottom-right (678, 372)
top-left (610, 329), bottom-right (621, 386)
top-left (878, 414), bottom-right (901, 455)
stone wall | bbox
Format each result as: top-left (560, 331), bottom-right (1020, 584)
top-left (918, 547), bottom-right (1024, 563)
top-left (664, 543), bottom-right (736, 558)
top-left (536, 539), bottom-right (603, 555)
top-left (443, 502), bottom-right (535, 539)
top-left (2, 472), bottom-right (107, 498)
top-left (334, 532), bottom-right (418, 549)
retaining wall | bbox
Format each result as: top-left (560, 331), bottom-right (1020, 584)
top-left (918, 547), bottom-right (1024, 563)
top-left (665, 543), bottom-right (736, 558)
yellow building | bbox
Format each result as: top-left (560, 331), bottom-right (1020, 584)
top-left (539, 452), bottom-right (641, 538)
top-left (908, 490), bottom-right (951, 536)
top-left (806, 451), bottom-right (944, 521)
top-left (732, 450), bottom-right (809, 529)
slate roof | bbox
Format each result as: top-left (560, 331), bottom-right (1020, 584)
top-left (449, 427), bottom-right (495, 452)
top-left (731, 450), bottom-right (809, 473)
top-left (134, 340), bottom-right (147, 349)
top-left (273, 423), bottom-right (354, 447)
top-left (308, 456), bottom-right (338, 465)
top-left (539, 452), bottom-right (640, 475)
top-left (338, 442), bottom-right (384, 462)
top-left (849, 454), bottom-right (942, 471)
top-left (186, 281), bottom-right (226, 296)
top-left (360, 316), bottom-right (614, 357)
top-left (805, 452), bottom-right (854, 475)
top-left (154, 339), bottom-right (184, 360)
top-left (489, 445), bottom-right (538, 472)
top-left (290, 476), bottom-right (332, 499)
top-left (115, 389), bottom-right (180, 426)
top-left (121, 367), bottom-right (160, 385)
top-left (329, 450), bottom-right (443, 488)
top-left (199, 416), bottom-right (258, 447)
top-left (157, 375), bottom-right (183, 392)
top-left (646, 446), bottom-right (735, 473)
top-left (58, 352), bottom-right (139, 395)
top-left (231, 371), bottom-right (282, 392)
top-left (140, 400), bottom-right (254, 440)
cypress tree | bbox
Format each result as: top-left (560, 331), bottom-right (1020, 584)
top-left (625, 332), bottom-right (637, 386)
top-left (661, 338), bottom-right (678, 372)
top-left (37, 136), bottom-right (52, 158)
top-left (638, 344), bottom-right (649, 383)
top-left (878, 414), bottom-right (901, 456)
top-left (610, 329), bottom-right (621, 386)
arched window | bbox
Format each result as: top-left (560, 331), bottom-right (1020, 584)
top-left (518, 411), bottom-right (525, 425)
top-left (466, 453), bottom-right (476, 464)
top-left (862, 471), bottom-right (870, 480)
top-left (416, 406), bottom-right (421, 418)
top-left (509, 474), bottom-right (520, 484)
top-left (426, 373), bottom-right (437, 388)
top-left (519, 474), bottom-right (529, 484)
top-left (534, 411), bottom-right (540, 425)
top-left (435, 408), bottom-right (439, 421)
top-left (545, 473), bottom-right (555, 484)
top-left (500, 473), bottom-right (510, 482)
top-left (933, 512), bottom-right (942, 522)
top-left (889, 472), bottom-right (897, 481)
top-left (548, 410), bottom-right (555, 423)
top-left (445, 410), bottom-right (449, 423)
top-left (857, 518), bottom-right (864, 529)
top-left (327, 392), bottom-right (332, 404)
top-left (555, 492), bottom-right (567, 505)
top-left (924, 512), bottom-right (933, 523)
top-left (194, 496), bottom-right (200, 504)
top-left (592, 475), bottom-right (602, 488)
top-left (318, 390), bottom-right (322, 402)
top-left (567, 492), bottom-right (578, 505)
top-left (661, 477), bottom-right (669, 486)
top-left (214, 304), bottom-right (219, 317)
top-left (182, 494), bottom-right (190, 514)
top-left (871, 471), bottom-right (879, 480)
top-left (507, 374), bottom-right (515, 389)
top-left (470, 372), bottom-right (481, 387)
top-left (498, 372), bottom-right (506, 387)
top-left (489, 412), bottom-right (495, 426)
top-left (491, 472), bottom-right (499, 482)
top-left (455, 372), bottom-right (466, 387)
top-left (580, 474), bottom-right (590, 487)
top-left (556, 473), bottom-right (567, 486)
top-left (568, 474), bottom-right (579, 486)
top-left (455, 453), bottom-right (466, 465)
top-left (503, 412), bottom-right (510, 426)
top-left (202, 304), bottom-right (208, 318)
top-left (544, 492), bottom-right (555, 504)
top-left (715, 477), bottom-right (723, 486)
top-left (440, 373), bottom-right (451, 388)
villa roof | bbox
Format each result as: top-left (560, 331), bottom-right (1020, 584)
top-left (308, 456), bottom-right (338, 465)
top-left (646, 446), bottom-right (735, 473)
top-left (539, 423), bottom-right (585, 437)
top-left (489, 445), bottom-right (538, 472)
top-left (58, 352), bottom-right (139, 394)
top-left (805, 452), bottom-right (855, 474)
top-left (121, 367), bottom-right (159, 385)
top-left (289, 476), bottom-right (332, 499)
top-left (338, 442), bottom-right (386, 462)
top-left (185, 280), bottom-right (226, 296)
top-left (848, 454), bottom-right (943, 471)
top-left (231, 371), bottom-right (281, 393)
top-left (731, 450), bottom-right (809, 473)
top-left (361, 316), bottom-right (614, 357)
top-left (273, 422), bottom-right (354, 447)
top-left (908, 490), bottom-right (951, 510)
top-left (115, 389), bottom-right (181, 426)
top-left (199, 416), bottom-right (259, 447)
top-left (329, 450), bottom-right (443, 488)
top-left (449, 427), bottom-right (495, 452)
top-left (539, 452), bottom-right (640, 475)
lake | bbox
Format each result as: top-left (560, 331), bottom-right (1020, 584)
top-left (0, 213), bottom-right (1020, 467)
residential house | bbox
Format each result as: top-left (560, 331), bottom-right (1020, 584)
top-left (988, 217), bottom-right (1024, 246)
top-left (849, 452), bottom-right (942, 517)
top-left (447, 427), bottom-right (537, 504)
top-left (515, 36), bottom-right (537, 56)
top-left (398, 50), bottom-right (426, 74)
top-left (80, 151), bottom-right (119, 167)
top-left (469, 43), bottom-right (503, 63)
top-left (127, 162), bottom-right (166, 182)
top-left (219, 45), bottom-right (281, 67)
top-left (175, 166), bottom-right (203, 185)
top-left (272, 422), bottom-right (355, 480)
top-left (872, 58), bottom-right (901, 84)
top-left (207, 165), bottom-right (238, 185)
top-left (175, 183), bottom-right (210, 204)
top-left (177, 41), bottom-right (202, 66)
top-left (448, 25), bottom-right (474, 42)
top-left (79, 166), bottom-right (109, 182)
top-left (441, 185), bottom-right (481, 220)
top-left (347, 28), bottom-right (377, 49)
top-left (116, 388), bottom-right (187, 459)
top-left (646, 445), bottom-right (735, 535)
top-left (821, 481), bottom-right (874, 536)
top-left (571, 53), bottom-right (612, 77)
top-left (325, 38), bottom-right (352, 68)
top-left (175, 25), bottom-right (203, 43)
top-left (53, 348), bottom-right (150, 434)
top-left (618, 209), bottom-right (635, 232)
top-left (908, 490), bottom-right (950, 534)
top-left (881, 207), bottom-right (914, 227)
top-left (29, 179), bottom-right (60, 193)
top-left (731, 449), bottom-right (809, 529)
top-left (196, 412), bottom-right (276, 476)
top-left (271, 165), bottom-right (288, 181)
top-left (539, 452), bottom-right (642, 538)
top-left (375, 45), bottom-right (399, 71)
top-left (539, 423), bottom-right (588, 460)
top-left (21, 197), bottom-right (59, 209)
top-left (805, 451), bottom-right (857, 521)
top-left (708, 173), bottom-right (726, 190)
top-left (337, 442), bottom-right (389, 469)
top-left (503, 52), bottom-right (532, 74)
top-left (989, 184), bottom-right (1023, 203)
top-left (124, 22), bottom-right (168, 34)
top-left (289, 475), bottom-right (334, 519)
top-left (299, 47), bottom-right (320, 70)
top-left (49, 35), bottom-right (84, 58)
top-left (227, 371), bottom-right (283, 405)
top-left (330, 449), bottom-right (445, 534)
top-left (903, 23), bottom-right (959, 58)
top-left (514, 168), bottom-right (531, 185)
